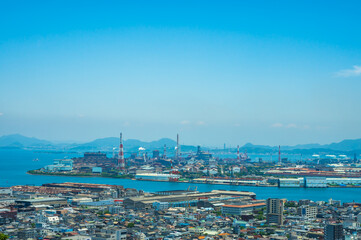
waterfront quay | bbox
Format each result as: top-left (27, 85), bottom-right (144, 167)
top-left (4, 146), bottom-right (361, 239)
top-left (30, 146), bottom-right (361, 190)
top-left (2, 149), bottom-right (361, 238)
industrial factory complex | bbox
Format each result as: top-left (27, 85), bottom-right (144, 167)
top-left (0, 132), bottom-right (359, 239)
top-left (28, 132), bottom-right (361, 190)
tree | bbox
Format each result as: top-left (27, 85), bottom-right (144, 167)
top-left (284, 201), bottom-right (297, 208)
top-left (0, 233), bottom-right (9, 240)
top-left (213, 211), bottom-right (222, 216)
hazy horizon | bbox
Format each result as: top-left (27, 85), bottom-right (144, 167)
top-left (1, 1), bottom-right (361, 146)
top-left (1, 132), bottom-right (360, 149)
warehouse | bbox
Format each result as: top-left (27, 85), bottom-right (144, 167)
top-left (222, 202), bottom-right (266, 215)
top-left (123, 190), bottom-right (256, 209)
top-left (15, 197), bottom-right (68, 207)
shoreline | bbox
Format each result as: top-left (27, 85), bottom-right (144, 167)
top-left (27, 170), bottom-right (361, 188)
top-left (27, 170), bottom-right (133, 180)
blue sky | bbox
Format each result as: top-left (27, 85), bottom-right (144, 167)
top-left (1, 0), bottom-right (361, 146)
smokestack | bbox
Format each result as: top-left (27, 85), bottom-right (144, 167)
top-left (278, 145), bottom-right (281, 164)
top-left (118, 132), bottom-right (125, 169)
top-left (163, 144), bottom-right (167, 159)
top-left (176, 133), bottom-right (179, 159)
top-left (237, 145), bottom-right (240, 161)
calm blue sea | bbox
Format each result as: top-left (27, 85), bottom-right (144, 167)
top-left (0, 149), bottom-right (360, 203)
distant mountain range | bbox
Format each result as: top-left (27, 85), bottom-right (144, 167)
top-left (0, 134), bottom-right (53, 148)
top-left (71, 137), bottom-right (178, 152)
top-left (243, 139), bottom-right (361, 152)
top-left (1, 134), bottom-right (361, 154)
top-left (0, 134), bottom-right (190, 152)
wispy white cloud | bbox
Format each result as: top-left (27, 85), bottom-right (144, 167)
top-left (302, 125), bottom-right (310, 130)
top-left (0, 112), bottom-right (3, 116)
top-left (271, 123), bottom-right (283, 128)
top-left (285, 123), bottom-right (297, 128)
top-left (196, 121), bottom-right (205, 126)
top-left (180, 120), bottom-right (205, 126)
top-left (180, 120), bottom-right (191, 125)
top-left (123, 121), bottom-right (131, 127)
top-left (335, 65), bottom-right (361, 77)
top-left (271, 123), bottom-right (310, 130)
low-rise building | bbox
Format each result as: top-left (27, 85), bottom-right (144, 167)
top-left (297, 205), bottom-right (317, 219)
top-left (222, 202), bottom-right (266, 215)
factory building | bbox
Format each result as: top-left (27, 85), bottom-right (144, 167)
top-left (44, 159), bottom-right (73, 172)
top-left (152, 150), bottom-right (160, 159)
top-left (42, 182), bottom-right (123, 193)
top-left (195, 146), bottom-right (212, 161)
top-left (0, 187), bottom-right (12, 196)
top-left (278, 178), bottom-right (303, 187)
top-left (304, 177), bottom-right (327, 188)
top-left (326, 178), bottom-right (361, 186)
top-left (221, 202), bottom-right (266, 216)
top-left (153, 202), bottom-right (169, 210)
top-left (73, 152), bottom-right (117, 170)
top-left (123, 190), bottom-right (256, 210)
top-left (135, 173), bottom-right (180, 181)
top-left (15, 197), bottom-right (68, 207)
top-left (278, 177), bottom-right (361, 188)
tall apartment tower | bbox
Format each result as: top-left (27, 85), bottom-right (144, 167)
top-left (266, 198), bottom-right (285, 225)
top-left (324, 223), bottom-right (344, 240)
